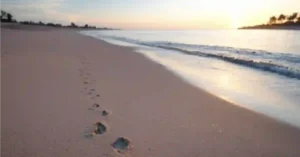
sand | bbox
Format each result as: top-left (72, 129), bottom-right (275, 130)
top-left (2, 24), bottom-right (300, 157)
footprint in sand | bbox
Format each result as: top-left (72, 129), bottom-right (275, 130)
top-left (112, 137), bottom-right (132, 153)
top-left (85, 88), bottom-right (100, 99)
top-left (84, 122), bottom-right (108, 138)
top-left (88, 93), bottom-right (100, 99)
top-left (93, 103), bottom-right (100, 108)
top-left (94, 122), bottom-right (107, 134)
top-left (102, 110), bottom-right (109, 116)
top-left (88, 103), bottom-right (101, 111)
top-left (89, 104), bottom-right (110, 117)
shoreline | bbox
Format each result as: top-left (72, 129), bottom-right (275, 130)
top-left (2, 25), bottom-right (300, 157)
top-left (84, 31), bottom-right (300, 129)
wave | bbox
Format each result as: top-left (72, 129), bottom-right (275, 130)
top-left (89, 34), bottom-right (300, 80)
top-left (150, 45), bottom-right (300, 79)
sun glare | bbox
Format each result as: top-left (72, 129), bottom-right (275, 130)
top-left (228, 8), bottom-right (244, 28)
top-left (206, 0), bottom-right (269, 28)
top-left (222, 0), bottom-right (249, 28)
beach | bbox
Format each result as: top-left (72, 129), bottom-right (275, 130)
top-left (2, 24), bottom-right (300, 157)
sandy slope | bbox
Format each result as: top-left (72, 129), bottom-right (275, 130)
top-left (1, 26), bottom-right (300, 157)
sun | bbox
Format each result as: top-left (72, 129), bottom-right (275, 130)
top-left (230, 12), bottom-right (243, 28)
top-left (226, 3), bottom-right (251, 28)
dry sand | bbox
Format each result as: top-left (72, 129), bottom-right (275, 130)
top-left (1, 25), bottom-right (300, 157)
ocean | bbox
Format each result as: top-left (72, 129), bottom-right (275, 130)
top-left (80, 29), bottom-right (300, 128)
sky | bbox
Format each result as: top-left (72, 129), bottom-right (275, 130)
top-left (1, 0), bottom-right (300, 29)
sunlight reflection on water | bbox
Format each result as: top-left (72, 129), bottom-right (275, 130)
top-left (138, 47), bottom-right (300, 128)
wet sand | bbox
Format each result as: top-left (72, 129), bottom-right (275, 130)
top-left (2, 25), bottom-right (300, 157)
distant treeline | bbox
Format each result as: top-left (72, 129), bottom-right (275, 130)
top-left (1, 10), bottom-right (114, 30)
top-left (1, 10), bottom-right (16, 23)
top-left (18, 21), bottom-right (111, 30)
top-left (239, 12), bottom-right (300, 30)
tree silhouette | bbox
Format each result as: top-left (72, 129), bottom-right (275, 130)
top-left (287, 12), bottom-right (298, 22)
top-left (7, 13), bottom-right (12, 22)
top-left (240, 12), bottom-right (300, 29)
top-left (1, 10), bottom-right (7, 19)
top-left (1, 10), bottom-right (14, 22)
top-left (268, 16), bottom-right (277, 25)
top-left (55, 24), bottom-right (62, 27)
top-left (70, 22), bottom-right (78, 28)
top-left (277, 14), bottom-right (286, 23)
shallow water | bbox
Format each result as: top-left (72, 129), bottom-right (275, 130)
top-left (81, 30), bottom-right (300, 128)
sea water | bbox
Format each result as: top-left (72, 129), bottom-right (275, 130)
top-left (81, 30), bottom-right (300, 128)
